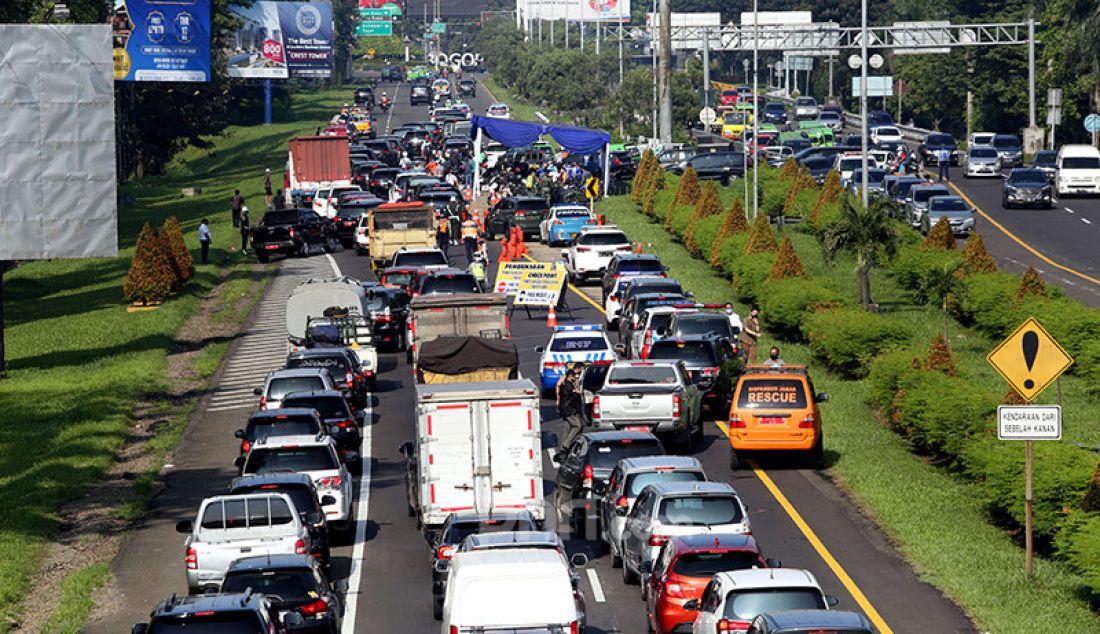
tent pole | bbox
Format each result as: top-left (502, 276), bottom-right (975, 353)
top-left (603, 142), bottom-right (611, 197)
top-left (473, 125), bottom-right (483, 196)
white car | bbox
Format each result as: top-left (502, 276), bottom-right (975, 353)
top-left (390, 247), bottom-right (449, 270)
top-left (561, 225), bottom-right (633, 284)
top-left (604, 274), bottom-right (668, 328)
top-left (312, 186), bottom-right (362, 219)
top-left (354, 214), bottom-right (371, 255)
top-left (254, 368), bottom-right (335, 410)
top-left (687, 568), bottom-right (838, 634)
top-left (870, 125), bottom-right (903, 147)
top-left (486, 103), bottom-right (512, 119)
top-left (238, 434), bottom-right (355, 541)
top-left (535, 324), bottom-right (614, 398)
top-left (389, 170), bottom-right (428, 202)
top-left (539, 204), bottom-right (593, 246)
top-left (833, 154), bottom-right (878, 186)
top-left (968, 131), bottom-right (996, 147)
top-left (1056, 144), bottom-right (1100, 196)
top-left (793, 97), bottom-right (819, 120)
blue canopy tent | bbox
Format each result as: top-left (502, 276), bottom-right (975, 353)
top-left (469, 115), bottom-right (613, 197)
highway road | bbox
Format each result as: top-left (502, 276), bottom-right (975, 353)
top-left (89, 79), bottom-right (977, 634)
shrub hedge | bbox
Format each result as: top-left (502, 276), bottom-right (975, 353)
top-left (757, 277), bottom-right (843, 341)
top-left (802, 307), bottom-right (914, 378)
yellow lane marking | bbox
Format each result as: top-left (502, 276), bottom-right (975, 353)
top-left (715, 421), bottom-right (894, 634)
top-left (941, 177), bottom-right (1100, 287)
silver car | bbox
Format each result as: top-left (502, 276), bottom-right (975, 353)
top-left (596, 456), bottom-right (707, 568)
top-left (923, 195), bottom-right (976, 236)
top-left (904, 183), bottom-right (952, 228)
top-left (965, 145), bottom-right (1002, 178)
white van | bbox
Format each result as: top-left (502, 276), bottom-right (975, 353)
top-left (1056, 144), bottom-right (1100, 196)
top-left (441, 549), bottom-right (583, 634)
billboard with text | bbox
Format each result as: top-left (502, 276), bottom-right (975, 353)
top-left (112, 0), bottom-right (211, 82)
top-left (227, 1), bottom-right (332, 79)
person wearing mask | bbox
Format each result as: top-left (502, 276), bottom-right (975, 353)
top-left (937, 147), bottom-right (951, 182)
top-left (765, 346), bottom-right (785, 368)
top-left (230, 189), bottom-right (243, 228)
top-left (554, 364), bottom-right (585, 461)
top-left (198, 218), bottom-right (212, 264)
top-left (722, 303), bottom-right (740, 334)
top-left (239, 208), bottom-right (251, 255)
top-left (741, 307), bottom-right (761, 363)
top-left (435, 213), bottom-right (450, 258)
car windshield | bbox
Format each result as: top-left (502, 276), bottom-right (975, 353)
top-left (617, 260), bottom-right (664, 274)
top-left (267, 377), bottom-right (326, 400)
top-left (222, 570), bottom-right (319, 601)
top-left (722, 588), bottom-right (827, 620)
top-left (150, 612), bottom-right (263, 633)
top-left (516, 200), bottom-right (549, 211)
top-left (246, 416), bottom-right (321, 440)
top-left (382, 271), bottom-right (414, 287)
top-left (578, 232), bottom-right (629, 246)
top-left (607, 365), bottom-right (678, 385)
top-left (1063, 156), bottom-right (1100, 169)
top-left (657, 495), bottom-right (743, 526)
top-left (912, 188), bottom-right (950, 204)
top-left (374, 211), bottom-right (432, 231)
top-left (626, 470), bottom-right (704, 497)
top-left (803, 157), bottom-right (832, 170)
top-left (993, 135), bottom-right (1021, 150)
top-left (244, 447), bottom-right (337, 474)
top-left (446, 518), bottom-right (534, 544)
top-left (1034, 152), bottom-right (1057, 166)
top-left (1008, 170), bottom-right (1048, 184)
top-left (926, 134), bottom-right (954, 146)
top-left (736, 379), bottom-right (809, 410)
top-left (550, 336), bottom-right (608, 352)
top-left (281, 396), bottom-right (349, 420)
top-left (200, 497), bottom-right (294, 530)
top-left (555, 210), bottom-right (590, 219)
top-left (674, 316), bottom-right (735, 338)
top-left (930, 198), bottom-right (969, 212)
top-left (724, 113), bottom-right (747, 124)
top-left (627, 281), bottom-right (681, 298)
top-left (393, 251), bottom-right (447, 267)
top-left (589, 440), bottom-right (665, 469)
top-left (232, 484), bottom-right (317, 515)
top-left (820, 113), bottom-right (839, 121)
top-left (838, 157), bottom-right (862, 170)
top-left (764, 103), bottom-right (784, 112)
top-left (795, 98), bottom-right (815, 106)
top-left (647, 341), bottom-right (717, 366)
top-left (895, 180), bottom-right (924, 197)
top-left (421, 275), bottom-right (480, 295)
top-left (673, 551), bottom-right (762, 577)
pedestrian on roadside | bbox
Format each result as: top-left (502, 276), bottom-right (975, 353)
top-left (239, 208), bottom-right (251, 255)
top-left (273, 189), bottom-right (285, 210)
top-left (230, 189), bottom-right (243, 228)
top-left (765, 346), bottom-right (785, 368)
top-left (263, 168), bottom-right (273, 206)
top-left (199, 218), bottom-right (212, 264)
top-left (461, 212), bottom-right (479, 264)
top-left (937, 147), bottom-right (951, 182)
top-left (742, 307), bottom-right (761, 363)
top-left (435, 213), bottom-right (451, 258)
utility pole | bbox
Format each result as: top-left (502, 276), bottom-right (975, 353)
top-left (618, 22), bottom-right (624, 87)
top-left (651, 0), bottom-right (657, 141)
top-left (966, 53), bottom-right (974, 144)
top-left (702, 29), bottom-right (711, 108)
top-left (860, 0), bottom-right (869, 213)
top-left (752, 0), bottom-right (759, 219)
top-left (828, 56), bottom-right (834, 99)
top-left (658, 0), bottom-right (672, 143)
top-left (1028, 18), bottom-right (1036, 129)
top-left (581, 19), bottom-right (585, 51)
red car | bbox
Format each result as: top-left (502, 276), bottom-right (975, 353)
top-left (643, 534), bottom-right (779, 634)
top-left (718, 90), bottom-right (740, 106)
top-left (379, 266), bottom-right (428, 291)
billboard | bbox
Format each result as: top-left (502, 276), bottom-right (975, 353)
top-left (528, 0), bottom-right (629, 22)
top-left (0, 25), bottom-right (118, 260)
top-left (112, 0), bottom-right (211, 82)
top-left (227, 1), bottom-right (333, 79)
top-left (406, 0), bottom-right (486, 18)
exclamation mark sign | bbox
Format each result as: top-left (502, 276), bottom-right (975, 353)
top-left (1022, 330), bottom-right (1039, 390)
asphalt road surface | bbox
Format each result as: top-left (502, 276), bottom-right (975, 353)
top-left (89, 80), bottom-right (977, 634)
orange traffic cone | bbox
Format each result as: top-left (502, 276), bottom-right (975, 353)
top-left (635, 241), bottom-right (642, 254)
top-left (517, 229), bottom-right (529, 256)
top-left (498, 236), bottom-right (511, 263)
top-left (546, 305), bottom-right (558, 328)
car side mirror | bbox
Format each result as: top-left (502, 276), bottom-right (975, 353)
top-left (765, 558), bottom-right (782, 568)
top-left (592, 481), bottom-right (607, 496)
top-left (655, 328), bottom-right (667, 337)
top-left (815, 392), bottom-right (829, 403)
top-left (234, 429), bottom-right (245, 439)
top-left (399, 442), bottom-right (414, 458)
top-left (614, 506), bottom-right (629, 517)
top-left (826, 595), bottom-right (839, 607)
top-left (288, 336), bottom-right (304, 347)
top-left (333, 579), bottom-right (350, 594)
top-left (175, 520), bottom-right (193, 534)
top-left (682, 599), bottom-right (699, 611)
top-left (131, 625), bottom-right (150, 634)
top-left (535, 346), bottom-right (545, 353)
top-left (433, 559), bottom-right (451, 574)
top-left (233, 456), bottom-right (245, 469)
top-left (424, 530), bottom-right (438, 545)
top-left (306, 511), bottom-right (324, 525)
top-left (638, 560), bottom-right (653, 574)
top-left (253, 387), bottom-right (263, 396)
top-left (570, 553), bottom-right (589, 568)
top-left (283, 612), bottom-right (305, 628)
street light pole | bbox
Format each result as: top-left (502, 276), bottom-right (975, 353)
top-left (658, 0), bottom-right (673, 143)
top-left (752, 0), bottom-right (759, 219)
top-left (860, 0), bottom-right (869, 212)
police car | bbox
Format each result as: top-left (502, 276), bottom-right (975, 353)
top-left (539, 204), bottom-right (594, 246)
top-left (535, 325), bottom-right (614, 397)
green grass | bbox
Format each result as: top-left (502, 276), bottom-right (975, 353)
top-left (39, 562), bottom-right (111, 634)
top-left (0, 87), bottom-right (349, 628)
top-left (603, 194), bottom-right (1100, 633)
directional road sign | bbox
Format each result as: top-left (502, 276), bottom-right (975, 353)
top-left (1085, 113), bottom-right (1100, 133)
top-left (431, 21), bottom-right (446, 34)
top-left (585, 177), bottom-right (600, 199)
top-left (699, 107), bottom-right (717, 126)
top-left (987, 317), bottom-right (1073, 402)
top-left (356, 20), bottom-right (392, 37)
top-left (360, 8), bottom-right (392, 18)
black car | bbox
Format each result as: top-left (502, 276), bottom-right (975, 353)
top-left (1003, 167), bottom-right (1054, 209)
top-left (368, 167), bottom-right (401, 198)
top-left (921, 132), bottom-right (960, 166)
top-left (227, 473), bottom-right (335, 565)
top-left (425, 511), bottom-right (539, 620)
top-left (794, 145), bottom-right (860, 163)
top-left (783, 138), bottom-right (813, 153)
top-left (802, 155), bottom-right (834, 184)
top-left (353, 85), bottom-right (374, 108)
top-left (600, 253), bottom-right (667, 300)
top-left (617, 292), bottom-right (690, 352)
top-left (554, 431), bottom-right (666, 539)
top-left (234, 408), bottom-right (325, 456)
top-left (663, 311), bottom-right (740, 343)
top-left (610, 151), bottom-right (637, 180)
top-left (410, 84), bottom-right (431, 106)
top-left (486, 196), bottom-right (551, 239)
top-left (866, 110), bottom-right (894, 129)
top-left (671, 151), bottom-right (749, 185)
top-left (285, 348), bottom-right (368, 407)
top-left (645, 335), bottom-right (739, 412)
top-left (992, 134), bottom-right (1024, 167)
top-left (382, 65), bottom-right (404, 81)
top-left (221, 555), bottom-right (347, 634)
top-left (1033, 149), bottom-right (1058, 182)
top-left (358, 139), bottom-right (400, 167)
top-left (362, 285), bottom-right (410, 350)
top-left (333, 200), bottom-right (381, 248)
top-left (457, 79), bottom-right (477, 97)
top-left (280, 390), bottom-right (364, 471)
top-left (250, 209), bottom-right (335, 263)
top-left (133, 590), bottom-right (300, 634)
top-left (761, 102), bottom-right (788, 125)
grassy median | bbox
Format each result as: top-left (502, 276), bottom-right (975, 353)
top-left (0, 87), bottom-right (348, 630)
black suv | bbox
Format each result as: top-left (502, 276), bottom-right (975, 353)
top-left (600, 254), bottom-right (667, 301)
top-left (221, 555), bottom-right (347, 634)
top-left (425, 510), bottom-right (539, 620)
top-left (486, 196), bottom-right (551, 239)
top-left (671, 151), bottom-right (749, 186)
top-left (457, 79), bottom-right (477, 97)
top-left (227, 473), bottom-right (335, 565)
top-left (410, 84), bottom-right (431, 106)
top-left (284, 348), bottom-right (368, 407)
top-left (353, 85), bottom-right (374, 108)
top-left (280, 390), bottom-right (364, 472)
top-left (645, 334), bottom-right (739, 412)
top-left (133, 590), bottom-right (299, 634)
top-left (334, 200), bottom-right (381, 248)
top-left (554, 431), bottom-right (666, 539)
top-left (1003, 167), bottom-right (1053, 209)
top-left (234, 408), bottom-right (325, 456)
top-left (363, 285), bottom-right (411, 350)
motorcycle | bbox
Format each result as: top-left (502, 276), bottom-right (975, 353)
top-left (379, 98), bottom-right (391, 113)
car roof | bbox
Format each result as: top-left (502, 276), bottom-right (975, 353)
top-left (643, 481), bottom-right (736, 497)
top-left (713, 567), bottom-right (821, 589)
top-left (252, 434), bottom-right (333, 449)
top-left (152, 591), bottom-right (266, 617)
top-left (581, 430), bottom-right (662, 443)
top-left (446, 510), bottom-right (536, 524)
top-left (229, 472), bottom-right (315, 490)
top-left (288, 348), bottom-right (350, 358)
top-left (759, 609), bottom-right (873, 630)
top-left (281, 390), bottom-right (348, 401)
top-left (509, 196), bottom-right (548, 203)
top-left (450, 549), bottom-right (566, 575)
top-left (248, 407), bottom-right (320, 420)
top-left (226, 553), bottom-right (316, 574)
top-left (462, 531), bottom-right (562, 550)
top-left (619, 455), bottom-right (703, 472)
top-left (669, 532), bottom-right (759, 552)
top-left (613, 253), bottom-right (662, 262)
top-left (267, 368), bottom-right (330, 379)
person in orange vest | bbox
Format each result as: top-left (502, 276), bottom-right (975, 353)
top-left (435, 213), bottom-right (451, 261)
top-left (461, 212), bottom-right (480, 264)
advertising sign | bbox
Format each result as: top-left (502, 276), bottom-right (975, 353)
top-left (493, 262), bottom-right (552, 295)
top-left (515, 268), bottom-right (568, 307)
top-left (228, 2), bottom-right (333, 79)
top-left (112, 0), bottom-right (211, 82)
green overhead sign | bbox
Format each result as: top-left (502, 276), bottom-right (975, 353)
top-left (431, 21), bottom-right (446, 33)
top-left (356, 20), bottom-right (393, 37)
top-left (359, 8), bottom-right (392, 18)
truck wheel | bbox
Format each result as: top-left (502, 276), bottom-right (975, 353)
top-left (729, 447), bottom-right (742, 471)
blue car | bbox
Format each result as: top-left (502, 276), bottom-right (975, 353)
top-left (540, 204), bottom-right (595, 246)
top-left (535, 325), bottom-right (614, 396)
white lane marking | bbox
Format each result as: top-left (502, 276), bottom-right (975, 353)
top-left (586, 568), bottom-right (606, 603)
top-left (1083, 218), bottom-right (1093, 225)
top-left (325, 253), bottom-right (340, 276)
top-left (205, 403), bottom-right (253, 413)
top-left (1065, 207), bottom-right (1075, 213)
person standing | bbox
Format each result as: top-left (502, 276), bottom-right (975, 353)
top-left (555, 365), bottom-right (585, 459)
top-left (230, 189), bottom-right (243, 228)
top-left (263, 168), bottom-right (273, 206)
top-left (435, 213), bottom-right (450, 258)
top-left (273, 189), bottom-right (286, 210)
top-left (461, 212), bottom-right (479, 264)
top-left (239, 208), bottom-right (251, 255)
top-left (198, 218), bottom-right (212, 264)
top-left (741, 307), bottom-right (761, 363)
top-left (765, 346), bottom-right (785, 368)
top-left (937, 147), bottom-right (951, 182)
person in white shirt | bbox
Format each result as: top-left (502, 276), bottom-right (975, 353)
top-left (198, 218), bottom-right (212, 264)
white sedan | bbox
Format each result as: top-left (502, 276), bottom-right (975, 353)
top-left (486, 103), bottom-right (512, 119)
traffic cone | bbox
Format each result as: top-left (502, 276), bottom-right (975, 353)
top-left (498, 236), bottom-right (511, 263)
top-left (635, 241), bottom-right (642, 254)
top-left (546, 305), bottom-right (557, 328)
top-left (517, 229), bottom-right (529, 256)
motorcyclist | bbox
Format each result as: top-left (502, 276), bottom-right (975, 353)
top-left (380, 92), bottom-right (390, 111)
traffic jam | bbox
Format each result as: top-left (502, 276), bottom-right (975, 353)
top-left (132, 69), bottom-right (876, 634)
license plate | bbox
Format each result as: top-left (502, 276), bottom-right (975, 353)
top-left (626, 425), bottom-right (649, 432)
top-left (599, 251), bottom-right (612, 257)
top-left (757, 417), bottom-right (785, 425)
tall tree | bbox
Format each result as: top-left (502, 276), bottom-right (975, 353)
top-left (819, 197), bottom-right (903, 308)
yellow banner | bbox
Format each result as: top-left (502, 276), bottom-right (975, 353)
top-left (515, 266), bottom-right (567, 306)
top-left (493, 261), bottom-right (554, 295)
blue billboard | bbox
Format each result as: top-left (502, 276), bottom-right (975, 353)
top-left (112, 0), bottom-right (211, 82)
top-left (227, 2), bottom-right (333, 79)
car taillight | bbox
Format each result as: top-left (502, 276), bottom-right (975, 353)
top-left (730, 414), bottom-right (746, 428)
top-left (648, 534), bottom-right (669, 547)
top-left (672, 394), bottom-right (681, 418)
top-left (436, 545), bottom-right (454, 560)
top-left (294, 538), bottom-right (307, 555)
top-left (570, 621), bottom-right (578, 634)
top-left (336, 419), bottom-right (354, 429)
top-left (799, 415), bottom-right (815, 428)
top-left (259, 396), bottom-right (268, 409)
top-left (577, 246), bottom-right (591, 252)
top-left (615, 495), bottom-right (629, 508)
top-left (289, 227), bottom-right (296, 238)
top-left (185, 547), bottom-right (197, 570)
top-left (700, 367), bottom-right (718, 376)
top-left (592, 396), bottom-right (600, 420)
top-left (346, 371), bottom-right (355, 384)
top-left (613, 158), bottom-right (622, 166)
top-left (717, 619), bottom-right (751, 633)
top-left (582, 464), bottom-right (593, 489)
top-left (317, 476), bottom-right (342, 489)
top-left (450, 627), bottom-right (458, 634)
top-left (240, 440), bottom-right (251, 453)
top-left (299, 598), bottom-right (328, 615)
top-left (552, 220), bottom-right (563, 225)
top-left (664, 581), bottom-right (686, 598)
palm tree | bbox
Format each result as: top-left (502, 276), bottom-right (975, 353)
top-left (1066, 0), bottom-right (1100, 115)
top-left (920, 258), bottom-right (963, 342)
top-left (819, 196), bottom-right (903, 309)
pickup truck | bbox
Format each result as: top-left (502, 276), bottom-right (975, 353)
top-left (285, 278), bottom-right (378, 383)
top-left (406, 293), bottom-right (509, 365)
top-left (251, 209), bottom-right (336, 263)
top-left (590, 360), bottom-right (703, 452)
top-left (175, 492), bottom-right (315, 593)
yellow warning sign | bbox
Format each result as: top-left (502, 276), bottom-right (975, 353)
top-left (987, 317), bottom-right (1073, 402)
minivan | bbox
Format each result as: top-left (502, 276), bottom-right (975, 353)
top-left (1056, 144), bottom-right (1100, 196)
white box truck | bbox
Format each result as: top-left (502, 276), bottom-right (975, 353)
top-left (400, 380), bottom-right (545, 528)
